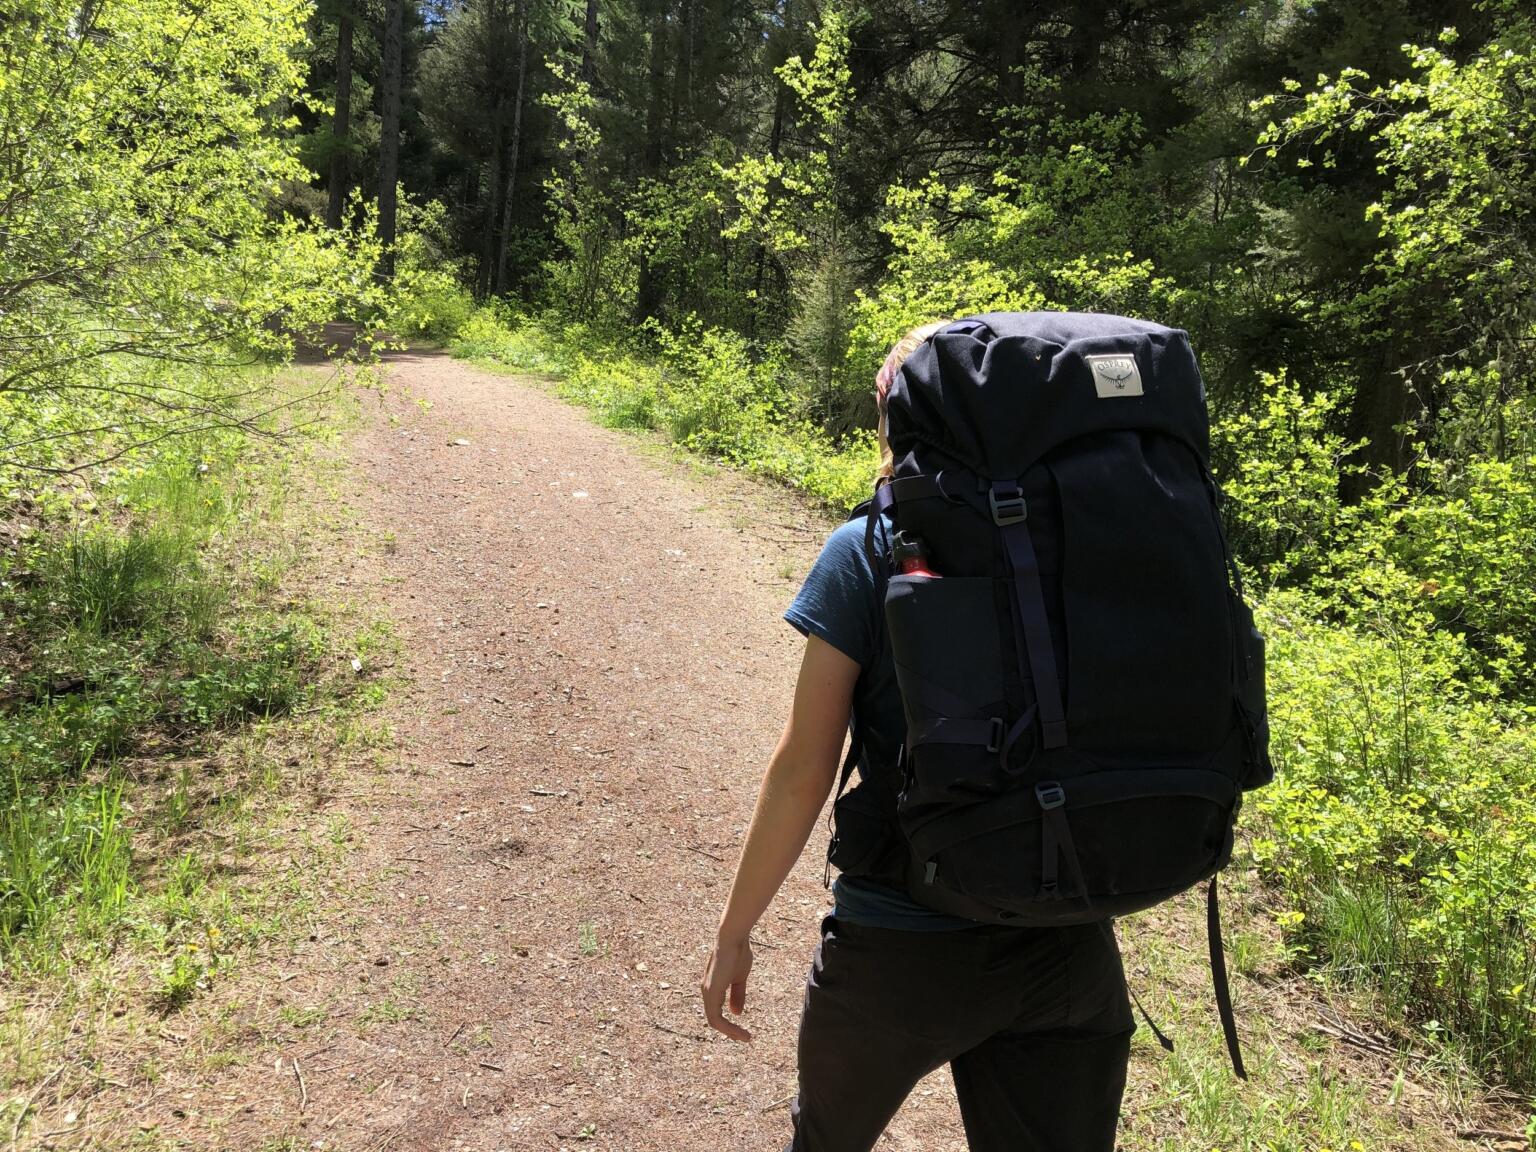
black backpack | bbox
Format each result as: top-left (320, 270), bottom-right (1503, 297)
top-left (835, 311), bottom-right (1272, 1073)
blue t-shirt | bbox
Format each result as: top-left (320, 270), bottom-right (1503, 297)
top-left (784, 516), bottom-right (980, 931)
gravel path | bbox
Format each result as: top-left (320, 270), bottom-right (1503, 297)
top-left (235, 350), bottom-right (970, 1151)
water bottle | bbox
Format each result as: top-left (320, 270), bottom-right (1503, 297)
top-left (892, 530), bottom-right (940, 578)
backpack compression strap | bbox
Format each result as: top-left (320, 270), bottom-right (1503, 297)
top-left (990, 481), bottom-right (1068, 750)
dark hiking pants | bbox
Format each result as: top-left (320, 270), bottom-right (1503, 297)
top-left (786, 916), bottom-right (1135, 1152)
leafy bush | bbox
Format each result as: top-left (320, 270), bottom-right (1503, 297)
top-left (1251, 588), bottom-right (1536, 1090)
top-left (1395, 455), bottom-right (1536, 691)
top-left (559, 354), bottom-right (664, 430)
top-left (386, 201), bottom-right (478, 342)
top-left (649, 320), bottom-right (784, 460)
top-left (448, 307), bottom-right (574, 376)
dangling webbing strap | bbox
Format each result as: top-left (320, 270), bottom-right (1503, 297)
top-left (1106, 918), bottom-right (1176, 1054)
top-left (992, 482), bottom-right (1067, 749)
top-left (1130, 984), bottom-right (1176, 1053)
top-left (1207, 875), bottom-right (1248, 1079)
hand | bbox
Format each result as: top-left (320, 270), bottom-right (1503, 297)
top-left (700, 934), bottom-right (754, 1042)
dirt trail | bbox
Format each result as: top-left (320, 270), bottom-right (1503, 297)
top-left (211, 349), bottom-right (972, 1151)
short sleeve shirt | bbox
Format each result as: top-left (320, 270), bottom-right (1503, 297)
top-left (784, 516), bottom-right (980, 931)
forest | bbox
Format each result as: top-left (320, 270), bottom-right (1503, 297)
top-left (1, 0), bottom-right (1534, 1145)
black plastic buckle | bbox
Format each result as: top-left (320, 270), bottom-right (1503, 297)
top-left (989, 484), bottom-right (1027, 526)
top-left (986, 717), bottom-right (1005, 754)
top-left (1035, 782), bottom-right (1066, 810)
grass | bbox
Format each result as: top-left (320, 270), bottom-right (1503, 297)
top-left (0, 365), bottom-right (399, 1145)
top-left (1115, 881), bottom-right (1496, 1152)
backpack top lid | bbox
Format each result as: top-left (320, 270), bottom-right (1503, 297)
top-left (886, 311), bottom-right (1211, 479)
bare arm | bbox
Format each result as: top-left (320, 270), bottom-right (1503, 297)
top-left (699, 634), bottom-right (861, 1041)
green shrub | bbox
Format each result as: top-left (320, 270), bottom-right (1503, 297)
top-left (387, 200), bottom-right (477, 342)
top-left (559, 354), bottom-right (663, 430)
top-left (448, 307), bottom-right (574, 375)
top-left (1394, 454), bottom-right (1536, 690)
top-left (649, 320), bottom-right (784, 461)
top-left (390, 271), bottom-right (476, 342)
top-left (1251, 588), bottom-right (1536, 1090)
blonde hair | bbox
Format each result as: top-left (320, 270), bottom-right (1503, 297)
top-left (876, 320), bottom-right (950, 483)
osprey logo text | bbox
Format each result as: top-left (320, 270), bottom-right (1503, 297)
top-left (1086, 353), bottom-right (1145, 398)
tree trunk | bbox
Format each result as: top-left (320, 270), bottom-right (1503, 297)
top-left (580, 0), bottom-right (600, 88)
top-left (478, 102), bottom-right (505, 298)
top-left (326, 7), bottom-right (354, 230)
top-left (643, 4), bottom-right (668, 171)
top-left (1341, 355), bottom-right (1412, 502)
top-left (494, 0), bottom-right (530, 296)
top-left (749, 25), bottom-right (791, 339)
top-left (635, 3), bottom-right (670, 323)
top-left (670, 0), bottom-right (693, 155)
top-left (376, 0), bottom-right (404, 280)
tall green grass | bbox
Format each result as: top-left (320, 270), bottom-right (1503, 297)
top-left (0, 386), bottom-right (334, 979)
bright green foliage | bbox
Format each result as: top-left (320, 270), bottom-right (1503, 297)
top-left (1212, 374), bottom-right (1366, 586)
top-left (647, 320), bottom-right (784, 458)
top-left (0, 776), bottom-right (129, 947)
top-left (849, 94), bottom-right (1177, 379)
top-left (449, 306), bottom-right (574, 376)
top-left (1396, 456), bottom-right (1536, 692)
top-left (539, 62), bottom-right (633, 331)
top-left (1255, 20), bottom-right (1536, 462)
top-left (717, 5), bottom-right (853, 262)
top-left (385, 201), bottom-right (478, 342)
top-left (0, 0), bottom-right (380, 480)
top-left (1251, 589), bottom-right (1536, 1090)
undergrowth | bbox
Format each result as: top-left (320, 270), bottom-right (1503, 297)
top-left (0, 370), bottom-right (384, 992)
top-left (446, 305), bottom-right (878, 512)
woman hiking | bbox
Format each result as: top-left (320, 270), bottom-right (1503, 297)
top-left (699, 323), bottom-right (1137, 1152)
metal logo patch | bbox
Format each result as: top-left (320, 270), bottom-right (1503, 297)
top-left (1086, 353), bottom-right (1144, 398)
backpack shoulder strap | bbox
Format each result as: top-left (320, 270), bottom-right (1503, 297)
top-left (821, 496), bottom-right (890, 886)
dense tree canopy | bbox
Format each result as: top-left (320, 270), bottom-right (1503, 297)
top-left (289, 1), bottom-right (1530, 476)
